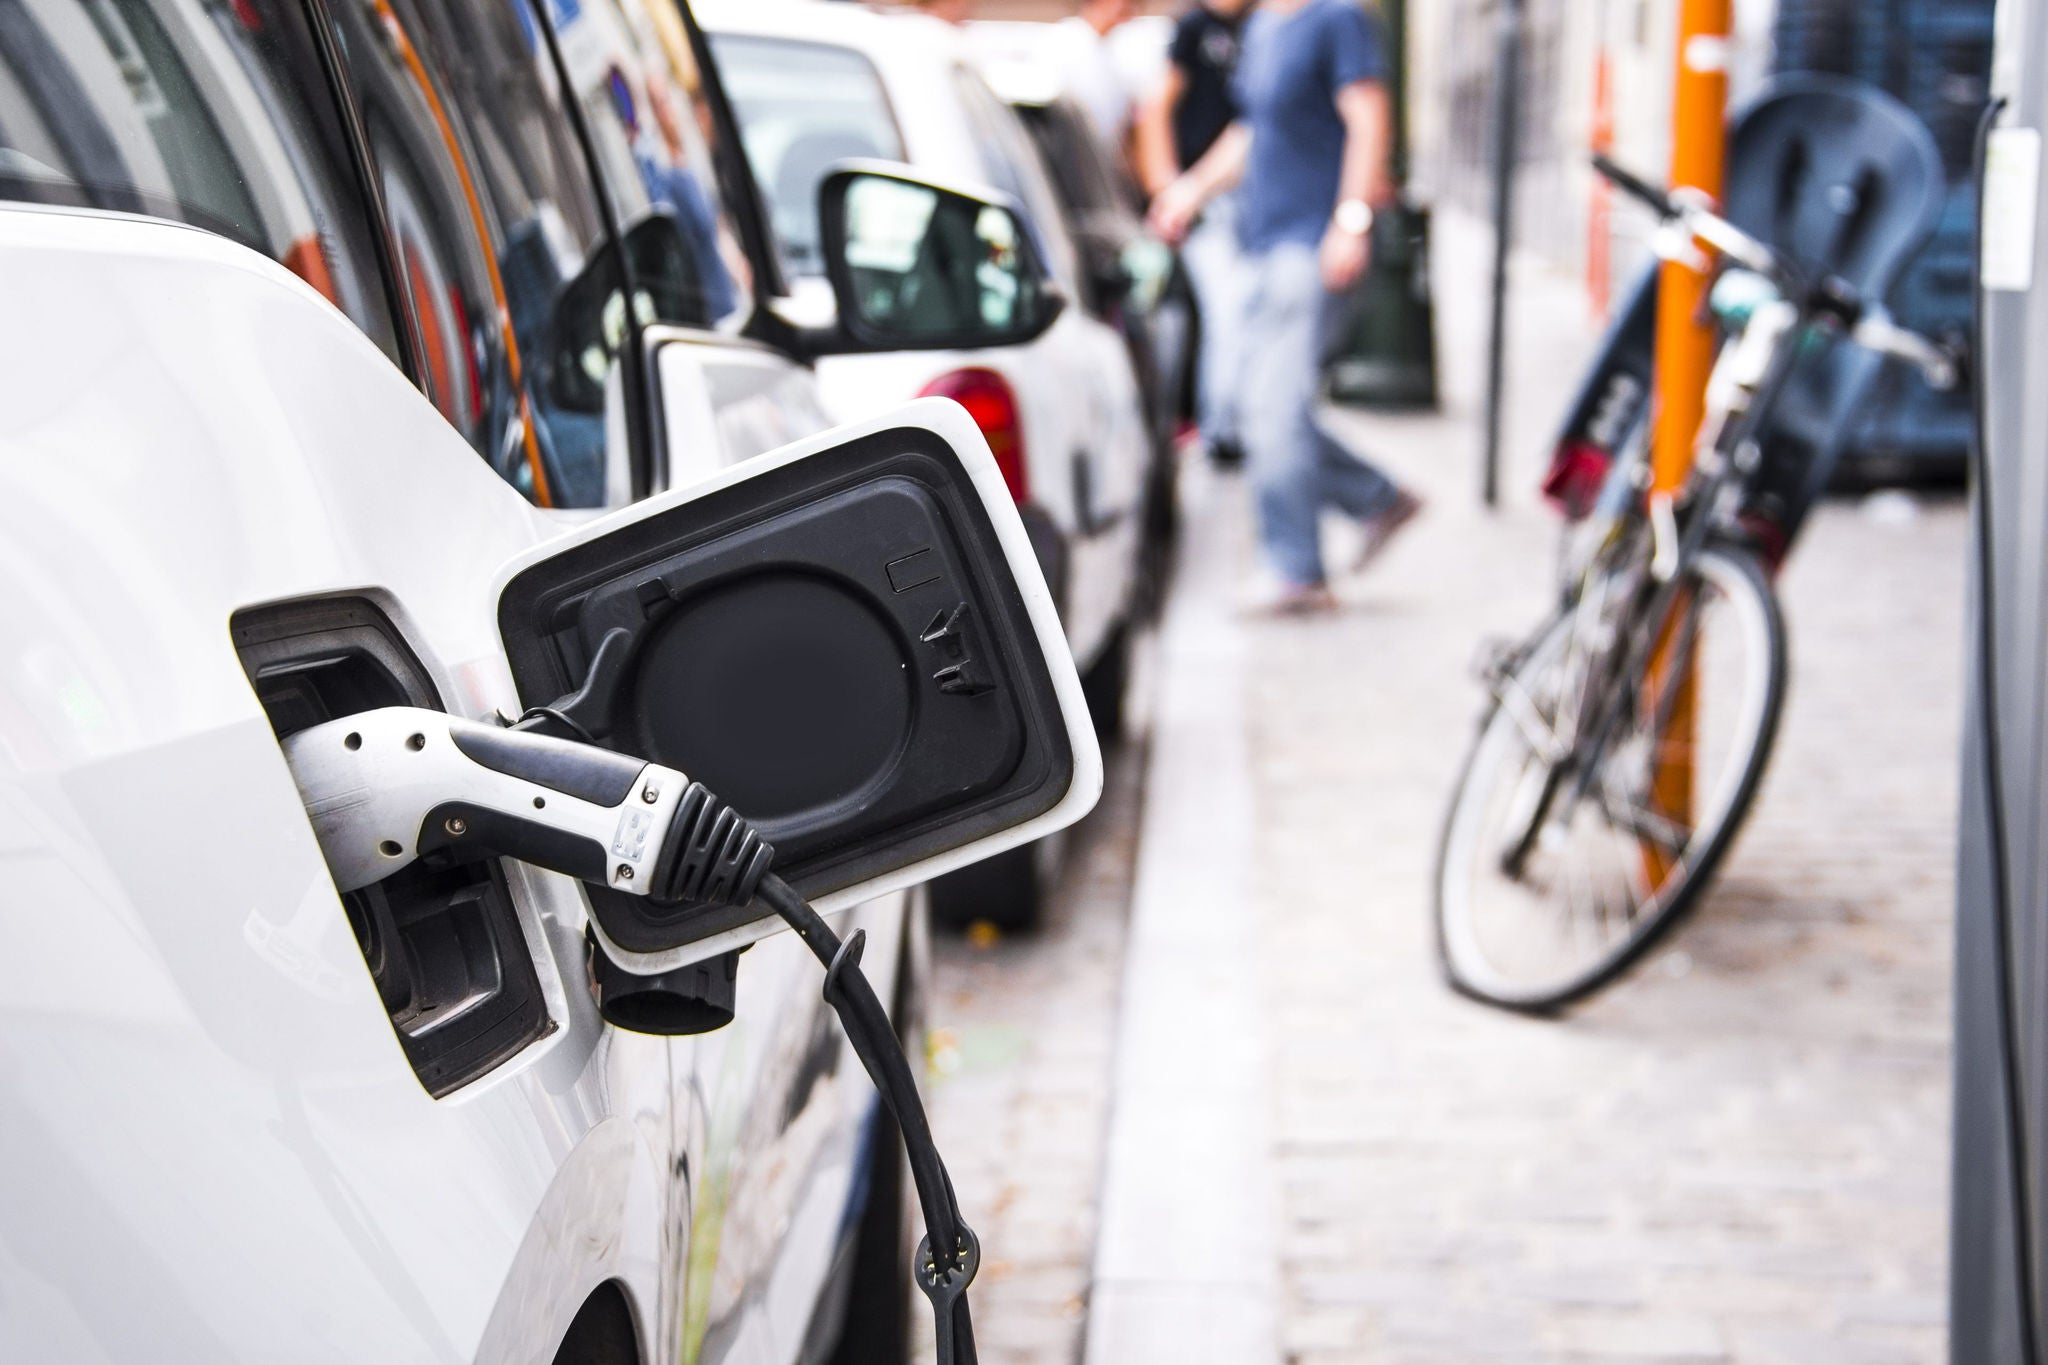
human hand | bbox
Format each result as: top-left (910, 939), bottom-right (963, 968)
top-left (1320, 224), bottom-right (1371, 292)
top-left (1148, 177), bottom-right (1204, 246)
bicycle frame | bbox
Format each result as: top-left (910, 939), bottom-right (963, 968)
top-left (1496, 286), bottom-right (1821, 874)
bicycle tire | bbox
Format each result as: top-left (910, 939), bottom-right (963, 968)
top-left (1434, 543), bottom-right (1788, 1012)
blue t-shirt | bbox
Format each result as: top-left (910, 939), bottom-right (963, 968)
top-left (1232, 0), bottom-right (1387, 254)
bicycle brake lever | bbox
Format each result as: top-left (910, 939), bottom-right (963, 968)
top-left (1650, 222), bottom-right (1712, 274)
top-left (1649, 492), bottom-right (1681, 584)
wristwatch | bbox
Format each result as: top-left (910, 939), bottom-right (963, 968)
top-left (1333, 199), bottom-right (1375, 237)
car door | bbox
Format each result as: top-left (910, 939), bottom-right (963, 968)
top-left (318, 2), bottom-right (901, 1358)
top-left (0, 1), bottom-right (879, 1360)
top-left (0, 3), bottom-right (681, 1358)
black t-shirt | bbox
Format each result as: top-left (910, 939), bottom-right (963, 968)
top-left (1168, 5), bottom-right (1245, 170)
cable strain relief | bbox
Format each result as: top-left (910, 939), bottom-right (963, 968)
top-left (653, 783), bottom-right (776, 908)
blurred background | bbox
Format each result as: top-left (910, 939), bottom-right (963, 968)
top-left (825, 0), bottom-right (2002, 1360)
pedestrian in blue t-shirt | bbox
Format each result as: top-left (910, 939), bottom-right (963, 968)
top-left (1149, 0), bottom-right (1422, 613)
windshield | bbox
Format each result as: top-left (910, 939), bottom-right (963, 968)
top-left (709, 34), bottom-right (903, 279)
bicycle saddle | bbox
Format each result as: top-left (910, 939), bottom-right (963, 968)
top-left (1723, 74), bottom-right (1947, 301)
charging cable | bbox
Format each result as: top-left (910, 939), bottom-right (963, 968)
top-left (284, 707), bottom-right (980, 1363)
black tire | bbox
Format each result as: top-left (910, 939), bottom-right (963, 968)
top-left (827, 1107), bottom-right (910, 1365)
top-left (929, 842), bottom-right (1042, 933)
top-left (1434, 544), bottom-right (1787, 1012)
top-left (1081, 621), bottom-right (1132, 744)
top-left (1143, 442), bottom-right (1180, 553)
top-left (550, 1283), bottom-right (640, 1365)
top-left (1133, 443), bottom-right (1179, 624)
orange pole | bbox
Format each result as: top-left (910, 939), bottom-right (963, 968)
top-left (1644, 0), bottom-right (1729, 863)
top-left (1651, 0), bottom-right (1731, 492)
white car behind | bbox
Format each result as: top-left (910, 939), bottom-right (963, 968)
top-left (704, 1), bottom-right (1147, 726)
top-left (703, 1), bottom-right (1153, 929)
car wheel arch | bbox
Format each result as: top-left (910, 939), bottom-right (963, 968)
top-left (473, 1116), bottom-right (671, 1365)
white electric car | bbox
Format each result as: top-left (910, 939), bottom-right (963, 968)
top-left (702, 0), bottom-right (1154, 928)
top-left (0, 2), bottom-right (1096, 1362)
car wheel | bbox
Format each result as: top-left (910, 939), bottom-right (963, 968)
top-left (930, 842), bottom-right (1043, 933)
top-left (1081, 621), bottom-right (1131, 744)
top-left (1135, 465), bottom-right (1178, 622)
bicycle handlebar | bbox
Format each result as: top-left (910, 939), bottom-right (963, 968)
top-left (1590, 152), bottom-right (1678, 219)
top-left (1590, 153), bottom-right (1778, 276)
top-left (1850, 312), bottom-right (1960, 390)
top-left (1588, 152), bottom-right (1955, 386)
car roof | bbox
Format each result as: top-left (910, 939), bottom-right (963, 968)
top-left (696, 0), bottom-right (1085, 293)
top-left (965, 21), bottom-right (1065, 108)
top-left (694, 0), bottom-right (961, 59)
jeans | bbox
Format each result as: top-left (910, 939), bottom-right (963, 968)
top-left (1238, 241), bottom-right (1403, 586)
top-left (1180, 196), bottom-right (1249, 447)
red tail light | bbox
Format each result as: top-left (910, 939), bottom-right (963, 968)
top-left (1540, 438), bottom-right (1614, 521)
top-left (921, 368), bottom-right (1028, 504)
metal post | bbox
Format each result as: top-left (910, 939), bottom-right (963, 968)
top-left (1481, 0), bottom-right (1523, 509)
top-left (1643, 0), bottom-right (1731, 864)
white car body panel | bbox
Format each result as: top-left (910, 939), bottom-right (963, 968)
top-left (701, 0), bottom-right (1150, 672)
top-left (0, 205), bottom-right (898, 1363)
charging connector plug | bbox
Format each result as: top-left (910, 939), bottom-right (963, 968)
top-left (283, 705), bottom-right (980, 1362)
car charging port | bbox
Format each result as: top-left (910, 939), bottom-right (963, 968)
top-left (278, 701), bottom-right (984, 1362)
top-left (232, 596), bottom-right (552, 1097)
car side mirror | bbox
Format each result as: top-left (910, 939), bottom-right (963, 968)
top-left (1087, 250), bottom-right (1134, 309)
top-left (547, 210), bottom-right (713, 413)
top-left (810, 163), bottom-right (1065, 355)
top-left (493, 398), bottom-right (1101, 974)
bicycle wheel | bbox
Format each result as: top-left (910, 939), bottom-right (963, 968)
top-left (1435, 543), bottom-right (1787, 1011)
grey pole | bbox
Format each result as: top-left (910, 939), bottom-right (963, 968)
top-left (1481, 0), bottom-right (1523, 508)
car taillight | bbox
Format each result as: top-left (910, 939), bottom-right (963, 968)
top-left (921, 368), bottom-right (1028, 504)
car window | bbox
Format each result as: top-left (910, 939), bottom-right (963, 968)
top-left (709, 34), bottom-right (904, 280)
top-left (947, 63), bottom-right (1078, 294)
top-left (0, 0), bottom-right (401, 363)
top-left (1016, 100), bottom-right (1124, 222)
top-left (326, 0), bottom-right (748, 510)
top-left (575, 0), bottom-right (750, 326)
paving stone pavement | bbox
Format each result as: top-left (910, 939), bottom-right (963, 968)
top-left (918, 671), bottom-right (1152, 1365)
top-left (1238, 220), bottom-right (1964, 1361)
top-left (922, 213), bottom-right (1965, 1363)
top-left (1245, 412), bottom-right (1963, 1364)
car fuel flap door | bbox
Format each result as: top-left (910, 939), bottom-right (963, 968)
top-left (493, 397), bottom-right (1102, 974)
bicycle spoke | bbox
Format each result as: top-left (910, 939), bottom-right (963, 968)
top-left (1607, 800), bottom-right (1692, 854)
top-left (1437, 543), bottom-right (1785, 1010)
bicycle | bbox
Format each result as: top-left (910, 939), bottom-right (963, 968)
top-left (1433, 145), bottom-right (1958, 1013)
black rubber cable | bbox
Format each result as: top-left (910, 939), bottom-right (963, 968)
top-left (758, 873), bottom-right (979, 1365)
top-left (1968, 93), bottom-right (2043, 1365)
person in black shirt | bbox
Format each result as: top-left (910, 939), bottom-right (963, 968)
top-left (1138, 0), bottom-right (1256, 466)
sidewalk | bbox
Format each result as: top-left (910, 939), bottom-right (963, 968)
top-left (1090, 212), bottom-right (1961, 1361)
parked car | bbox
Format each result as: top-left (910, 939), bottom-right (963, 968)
top-left (968, 20), bottom-right (1192, 404)
top-left (702, 0), bottom-right (1156, 929)
top-left (970, 47), bottom-right (1196, 584)
top-left (0, 1), bottom-right (1094, 1360)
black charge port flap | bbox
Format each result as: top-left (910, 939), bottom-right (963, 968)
top-left (497, 425), bottom-right (1075, 956)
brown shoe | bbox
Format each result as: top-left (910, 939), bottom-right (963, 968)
top-left (1352, 491), bottom-right (1424, 573)
top-left (1239, 579), bottom-right (1339, 617)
